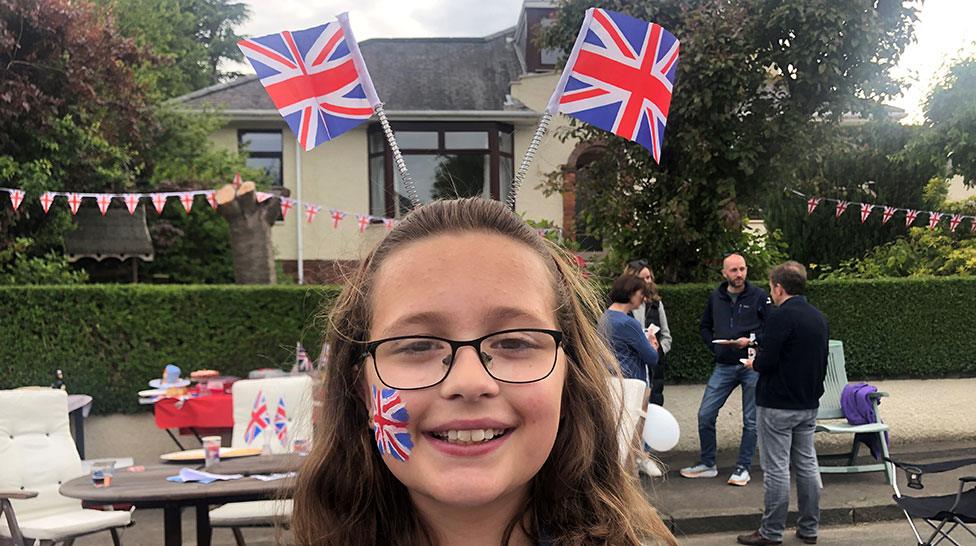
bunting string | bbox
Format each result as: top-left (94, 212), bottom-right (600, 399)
top-left (0, 185), bottom-right (564, 239)
top-left (790, 189), bottom-right (976, 233)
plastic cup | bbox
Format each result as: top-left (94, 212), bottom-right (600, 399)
top-left (91, 461), bottom-right (115, 488)
top-left (202, 436), bottom-right (221, 467)
top-left (292, 438), bottom-right (310, 456)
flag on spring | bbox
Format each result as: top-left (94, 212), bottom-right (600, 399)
top-left (244, 390), bottom-right (271, 445)
top-left (296, 342), bottom-right (312, 372)
top-left (546, 8), bottom-right (679, 163)
top-left (238, 13), bottom-right (379, 151)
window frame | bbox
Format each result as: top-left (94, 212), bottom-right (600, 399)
top-left (238, 129), bottom-right (284, 187)
top-left (367, 121), bottom-right (515, 219)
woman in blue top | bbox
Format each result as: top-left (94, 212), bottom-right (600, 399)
top-left (601, 275), bottom-right (659, 383)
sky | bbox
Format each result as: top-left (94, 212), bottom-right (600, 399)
top-left (235, 0), bottom-right (976, 124)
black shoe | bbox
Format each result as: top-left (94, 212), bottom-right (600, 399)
top-left (736, 531), bottom-right (782, 545)
top-left (795, 531), bottom-right (817, 544)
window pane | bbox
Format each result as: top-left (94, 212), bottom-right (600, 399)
top-left (369, 155), bottom-right (386, 217)
top-left (240, 132), bottom-right (282, 153)
top-left (444, 132), bottom-right (488, 150)
top-left (499, 129), bottom-right (513, 155)
top-left (395, 154), bottom-right (488, 216)
top-left (246, 156), bottom-right (282, 186)
top-left (499, 156), bottom-right (513, 203)
top-left (395, 131), bottom-right (438, 149)
top-left (369, 131), bottom-right (385, 154)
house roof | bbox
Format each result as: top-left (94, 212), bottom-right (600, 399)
top-left (64, 206), bottom-right (154, 262)
top-left (177, 28), bottom-right (526, 113)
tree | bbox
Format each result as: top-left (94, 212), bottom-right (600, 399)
top-left (822, 227), bottom-right (976, 279)
top-left (100, 0), bottom-right (250, 99)
top-left (920, 55), bottom-right (976, 187)
top-left (540, 0), bottom-right (919, 281)
top-left (763, 121), bottom-right (941, 271)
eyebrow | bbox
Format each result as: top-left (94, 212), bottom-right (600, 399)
top-left (377, 306), bottom-right (552, 337)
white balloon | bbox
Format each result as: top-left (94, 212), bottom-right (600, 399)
top-left (642, 404), bottom-right (680, 451)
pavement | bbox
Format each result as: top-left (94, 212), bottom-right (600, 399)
top-left (649, 439), bottom-right (976, 541)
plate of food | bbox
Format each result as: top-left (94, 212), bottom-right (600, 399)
top-left (138, 388), bottom-right (167, 398)
top-left (711, 339), bottom-right (737, 345)
top-left (160, 447), bottom-right (262, 462)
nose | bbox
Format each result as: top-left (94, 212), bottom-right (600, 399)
top-left (438, 345), bottom-right (499, 400)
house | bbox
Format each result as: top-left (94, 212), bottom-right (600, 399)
top-left (175, 1), bottom-right (592, 283)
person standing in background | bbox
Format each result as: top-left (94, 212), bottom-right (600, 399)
top-left (624, 260), bottom-right (672, 406)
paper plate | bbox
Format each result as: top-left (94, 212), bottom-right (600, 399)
top-left (138, 388), bottom-right (167, 398)
top-left (739, 358), bottom-right (752, 365)
top-left (711, 339), bottom-right (737, 345)
top-left (160, 447), bottom-right (262, 462)
top-left (148, 378), bottom-right (190, 389)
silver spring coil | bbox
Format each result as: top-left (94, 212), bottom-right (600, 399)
top-left (374, 104), bottom-right (421, 209)
top-left (506, 110), bottom-right (553, 211)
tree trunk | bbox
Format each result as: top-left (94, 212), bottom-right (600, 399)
top-left (215, 181), bottom-right (285, 284)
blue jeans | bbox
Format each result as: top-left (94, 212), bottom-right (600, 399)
top-left (758, 407), bottom-right (821, 541)
top-left (696, 363), bottom-right (758, 470)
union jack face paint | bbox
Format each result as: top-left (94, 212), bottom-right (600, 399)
top-left (371, 385), bottom-right (413, 462)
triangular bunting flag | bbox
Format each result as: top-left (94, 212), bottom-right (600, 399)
top-left (232, 173), bottom-right (242, 190)
top-left (304, 204), bottom-right (321, 223)
top-left (256, 191), bottom-right (272, 203)
top-left (356, 214), bottom-right (371, 233)
top-left (40, 191), bottom-right (56, 213)
top-left (96, 194), bottom-right (113, 216)
top-left (151, 193), bottom-right (167, 214)
top-left (905, 209), bottom-right (919, 227)
top-left (835, 200), bottom-right (849, 219)
top-left (971, 218), bottom-right (976, 233)
top-left (882, 206), bottom-right (896, 225)
top-left (859, 203), bottom-right (873, 223)
top-left (179, 192), bottom-right (194, 213)
top-left (806, 197), bottom-right (822, 215)
top-left (330, 209), bottom-right (347, 229)
top-left (9, 189), bottom-right (24, 211)
top-left (67, 193), bottom-right (82, 215)
top-left (207, 191), bottom-right (218, 210)
top-left (928, 212), bottom-right (942, 231)
top-left (124, 194), bottom-right (141, 215)
top-left (383, 218), bottom-right (395, 231)
top-left (280, 198), bottom-right (293, 220)
top-left (949, 214), bottom-right (962, 233)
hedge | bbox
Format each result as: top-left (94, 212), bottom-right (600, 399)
top-left (2, 277), bottom-right (973, 414)
top-left (659, 276), bottom-right (976, 382)
top-left (0, 285), bottom-right (338, 413)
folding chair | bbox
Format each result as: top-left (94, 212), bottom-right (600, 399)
top-left (885, 455), bottom-right (976, 545)
top-left (814, 340), bottom-right (894, 483)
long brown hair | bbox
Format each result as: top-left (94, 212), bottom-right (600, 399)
top-left (623, 260), bottom-right (661, 303)
top-left (292, 198), bottom-right (676, 545)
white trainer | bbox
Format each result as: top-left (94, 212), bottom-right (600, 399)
top-left (638, 457), bottom-right (664, 477)
top-left (679, 463), bottom-right (718, 478)
top-left (728, 466), bottom-right (751, 486)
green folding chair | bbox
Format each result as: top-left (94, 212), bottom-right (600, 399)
top-left (814, 340), bottom-right (894, 484)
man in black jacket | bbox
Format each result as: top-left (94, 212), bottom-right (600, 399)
top-left (681, 253), bottom-right (769, 487)
top-left (737, 261), bottom-right (828, 546)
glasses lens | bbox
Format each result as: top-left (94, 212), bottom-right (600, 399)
top-left (480, 330), bottom-right (558, 383)
top-left (374, 337), bottom-right (452, 389)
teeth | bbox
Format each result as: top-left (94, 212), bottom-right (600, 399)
top-left (432, 428), bottom-right (505, 444)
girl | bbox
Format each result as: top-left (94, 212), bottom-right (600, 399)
top-left (292, 198), bottom-right (676, 545)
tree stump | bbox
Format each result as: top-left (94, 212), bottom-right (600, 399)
top-left (215, 181), bottom-right (284, 284)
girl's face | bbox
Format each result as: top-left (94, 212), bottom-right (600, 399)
top-left (363, 232), bottom-right (567, 510)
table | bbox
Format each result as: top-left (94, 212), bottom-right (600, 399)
top-left (60, 454), bottom-right (301, 546)
top-left (151, 393), bottom-right (234, 450)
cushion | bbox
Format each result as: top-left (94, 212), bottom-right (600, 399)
top-left (0, 508), bottom-right (130, 541)
top-left (209, 499), bottom-right (293, 526)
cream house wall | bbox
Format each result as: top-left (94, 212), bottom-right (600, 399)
top-left (510, 71), bottom-right (579, 226)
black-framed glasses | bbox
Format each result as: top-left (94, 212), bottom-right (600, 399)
top-left (364, 328), bottom-right (563, 390)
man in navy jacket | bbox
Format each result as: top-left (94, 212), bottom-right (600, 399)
top-left (681, 253), bottom-right (770, 487)
top-left (738, 261), bottom-right (827, 546)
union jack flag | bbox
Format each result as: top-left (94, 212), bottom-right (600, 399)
top-left (548, 8), bottom-right (679, 163)
top-left (371, 385), bottom-right (413, 462)
top-left (8, 189), bottom-right (24, 211)
top-left (950, 213), bottom-right (963, 232)
top-left (905, 209), bottom-right (919, 227)
top-left (806, 197), bottom-right (822, 216)
top-left (244, 390), bottom-right (271, 445)
top-left (882, 206), bottom-right (896, 225)
top-left (272, 396), bottom-right (289, 445)
top-left (238, 13), bottom-right (379, 152)
top-left (835, 200), bottom-right (849, 220)
top-left (296, 342), bottom-right (312, 372)
top-left (928, 211), bottom-right (942, 231)
top-left (859, 203), bottom-right (874, 224)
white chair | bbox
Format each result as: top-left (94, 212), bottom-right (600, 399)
top-left (0, 389), bottom-right (131, 546)
top-left (607, 377), bottom-right (650, 470)
top-left (209, 375), bottom-right (313, 546)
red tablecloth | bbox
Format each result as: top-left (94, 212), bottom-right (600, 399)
top-left (153, 393), bottom-right (233, 429)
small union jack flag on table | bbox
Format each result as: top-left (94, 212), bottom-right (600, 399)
top-left (273, 396), bottom-right (289, 446)
top-left (244, 390), bottom-right (271, 445)
top-left (371, 385), bottom-right (413, 462)
top-left (238, 13), bottom-right (380, 152)
top-left (547, 8), bottom-right (679, 163)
